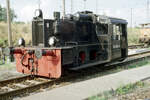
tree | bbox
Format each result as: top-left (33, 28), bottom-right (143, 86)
top-left (0, 4), bottom-right (17, 22)
top-left (0, 5), bottom-right (3, 21)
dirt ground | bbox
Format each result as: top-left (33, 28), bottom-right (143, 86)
top-left (0, 62), bottom-right (24, 81)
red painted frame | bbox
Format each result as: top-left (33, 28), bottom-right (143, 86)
top-left (14, 48), bottom-right (62, 78)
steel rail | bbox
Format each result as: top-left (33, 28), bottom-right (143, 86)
top-left (0, 77), bottom-right (68, 100)
top-left (128, 50), bottom-right (150, 57)
top-left (0, 75), bottom-right (32, 87)
top-left (0, 74), bottom-right (76, 100)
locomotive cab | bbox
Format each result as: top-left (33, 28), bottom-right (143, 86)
top-left (6, 10), bottom-right (128, 78)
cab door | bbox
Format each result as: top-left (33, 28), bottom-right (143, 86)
top-left (96, 23), bottom-right (111, 62)
top-left (112, 24), bottom-right (122, 59)
top-left (120, 24), bottom-right (128, 59)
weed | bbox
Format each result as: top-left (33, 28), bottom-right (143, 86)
top-left (0, 22), bottom-right (31, 46)
top-left (116, 81), bottom-right (145, 95)
top-left (128, 60), bottom-right (150, 69)
top-left (128, 28), bottom-right (141, 45)
top-left (87, 81), bottom-right (146, 100)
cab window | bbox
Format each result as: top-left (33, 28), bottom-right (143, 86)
top-left (113, 24), bottom-right (122, 40)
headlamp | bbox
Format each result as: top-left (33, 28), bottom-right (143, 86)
top-left (48, 36), bottom-right (56, 46)
top-left (18, 38), bottom-right (25, 46)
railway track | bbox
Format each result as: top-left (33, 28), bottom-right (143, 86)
top-left (128, 49), bottom-right (150, 57)
top-left (128, 44), bottom-right (145, 49)
top-left (0, 75), bottom-right (73, 100)
top-left (1, 50), bottom-right (150, 100)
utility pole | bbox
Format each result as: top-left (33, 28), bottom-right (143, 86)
top-left (71, 0), bottom-right (73, 13)
top-left (84, 0), bottom-right (86, 10)
top-left (38, 0), bottom-right (41, 9)
top-left (96, 0), bottom-right (98, 14)
top-left (6, 0), bottom-right (12, 47)
top-left (63, 0), bottom-right (66, 18)
top-left (131, 8), bottom-right (133, 32)
top-left (147, 0), bottom-right (149, 21)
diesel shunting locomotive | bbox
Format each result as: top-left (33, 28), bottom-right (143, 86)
top-left (5, 10), bottom-right (128, 78)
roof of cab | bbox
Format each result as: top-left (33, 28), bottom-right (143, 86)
top-left (109, 17), bottom-right (128, 24)
top-left (97, 14), bottom-right (128, 24)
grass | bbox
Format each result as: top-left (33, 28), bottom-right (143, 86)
top-left (128, 27), bottom-right (141, 45)
top-left (0, 22), bottom-right (32, 47)
top-left (88, 81), bottom-right (146, 100)
top-left (127, 60), bottom-right (150, 69)
top-left (0, 62), bottom-right (16, 70)
top-left (113, 60), bottom-right (150, 77)
top-left (124, 59), bottom-right (148, 69)
top-left (0, 55), bottom-right (15, 70)
top-left (115, 82), bottom-right (145, 95)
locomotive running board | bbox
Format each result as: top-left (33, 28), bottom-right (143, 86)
top-left (70, 60), bottom-right (109, 70)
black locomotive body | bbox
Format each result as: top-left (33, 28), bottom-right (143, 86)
top-left (10, 10), bottom-right (128, 78)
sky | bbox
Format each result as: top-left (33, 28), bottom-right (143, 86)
top-left (0, 0), bottom-right (149, 26)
